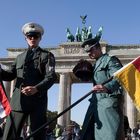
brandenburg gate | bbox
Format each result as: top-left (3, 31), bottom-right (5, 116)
top-left (0, 41), bottom-right (139, 129)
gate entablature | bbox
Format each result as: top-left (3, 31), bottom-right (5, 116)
top-left (1, 42), bottom-right (140, 83)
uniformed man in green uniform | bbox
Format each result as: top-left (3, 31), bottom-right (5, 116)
top-left (1, 22), bottom-right (57, 140)
top-left (80, 35), bottom-right (124, 140)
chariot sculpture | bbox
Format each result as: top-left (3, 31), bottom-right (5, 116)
top-left (66, 15), bottom-right (102, 42)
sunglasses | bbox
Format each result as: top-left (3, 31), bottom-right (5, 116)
top-left (26, 34), bottom-right (40, 40)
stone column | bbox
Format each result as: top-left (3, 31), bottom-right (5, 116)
top-left (66, 73), bottom-right (72, 125)
top-left (126, 93), bottom-right (137, 129)
top-left (124, 92), bottom-right (127, 115)
top-left (57, 73), bottom-right (72, 127)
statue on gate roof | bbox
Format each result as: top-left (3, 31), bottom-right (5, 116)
top-left (80, 15), bottom-right (87, 24)
top-left (66, 28), bottom-right (75, 42)
top-left (66, 15), bottom-right (95, 42)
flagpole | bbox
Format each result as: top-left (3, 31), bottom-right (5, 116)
top-left (24, 76), bottom-right (113, 140)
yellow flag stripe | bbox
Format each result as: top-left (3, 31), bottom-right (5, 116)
top-left (115, 63), bottom-right (140, 110)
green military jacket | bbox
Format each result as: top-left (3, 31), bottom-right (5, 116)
top-left (81, 54), bottom-right (124, 140)
top-left (1, 47), bottom-right (57, 111)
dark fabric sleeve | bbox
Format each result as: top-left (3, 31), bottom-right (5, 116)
top-left (0, 59), bottom-right (17, 81)
top-left (36, 52), bottom-right (57, 92)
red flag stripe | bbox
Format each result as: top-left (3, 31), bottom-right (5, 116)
top-left (0, 83), bottom-right (11, 116)
top-left (132, 57), bottom-right (140, 73)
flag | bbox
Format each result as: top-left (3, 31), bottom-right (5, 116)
top-left (113, 56), bottom-right (140, 110)
top-left (0, 82), bottom-right (11, 118)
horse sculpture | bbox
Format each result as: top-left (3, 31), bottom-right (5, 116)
top-left (75, 27), bottom-right (82, 42)
top-left (81, 26), bottom-right (88, 42)
top-left (87, 26), bottom-right (92, 39)
top-left (66, 28), bottom-right (75, 42)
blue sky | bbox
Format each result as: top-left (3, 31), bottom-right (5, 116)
top-left (0, 0), bottom-right (140, 125)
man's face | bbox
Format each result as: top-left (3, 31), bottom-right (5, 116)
top-left (88, 46), bottom-right (101, 60)
top-left (25, 34), bottom-right (41, 48)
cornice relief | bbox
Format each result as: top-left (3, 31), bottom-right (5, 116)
top-left (63, 46), bottom-right (86, 55)
top-left (108, 44), bottom-right (140, 49)
top-left (59, 41), bottom-right (106, 56)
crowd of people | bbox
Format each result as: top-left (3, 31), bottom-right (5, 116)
top-left (1, 119), bottom-right (140, 140)
top-left (46, 122), bottom-right (81, 140)
top-left (124, 126), bottom-right (140, 140)
top-left (19, 121), bottom-right (81, 140)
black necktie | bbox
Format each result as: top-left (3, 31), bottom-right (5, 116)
top-left (25, 49), bottom-right (34, 61)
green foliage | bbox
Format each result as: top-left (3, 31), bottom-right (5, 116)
top-left (46, 110), bottom-right (58, 131)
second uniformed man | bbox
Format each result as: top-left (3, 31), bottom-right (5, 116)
top-left (80, 32), bottom-right (124, 140)
top-left (1, 22), bottom-right (57, 140)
